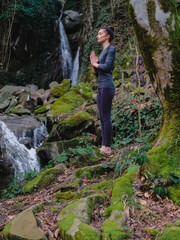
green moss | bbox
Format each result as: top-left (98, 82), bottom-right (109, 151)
top-left (127, 1), bottom-right (159, 83)
top-left (72, 83), bottom-right (94, 99)
top-left (10, 202), bottom-right (25, 210)
top-left (74, 223), bottom-right (101, 240)
top-left (63, 111), bottom-right (93, 127)
top-left (75, 166), bottom-right (108, 179)
top-left (143, 228), bottom-right (159, 237)
top-left (55, 191), bottom-right (76, 200)
top-left (158, 226), bottom-right (180, 240)
top-left (2, 220), bottom-right (12, 239)
top-left (34, 104), bottom-right (48, 114)
top-left (147, 115), bottom-right (180, 178)
top-left (50, 207), bottom-right (59, 212)
top-left (104, 202), bottom-right (124, 218)
top-left (102, 220), bottom-right (131, 240)
top-left (168, 183), bottom-right (180, 205)
top-left (68, 178), bottom-right (81, 187)
top-left (59, 199), bottom-right (83, 215)
top-left (112, 165), bottom-right (140, 203)
top-left (58, 213), bottom-right (78, 237)
top-left (22, 167), bottom-right (62, 193)
top-left (50, 79), bottom-right (71, 98)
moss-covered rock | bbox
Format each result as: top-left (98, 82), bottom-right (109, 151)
top-left (3, 204), bottom-right (47, 240)
top-left (9, 105), bottom-right (31, 115)
top-left (47, 111), bottom-right (94, 141)
top-left (75, 164), bottom-right (114, 179)
top-left (57, 194), bottom-right (107, 240)
top-left (158, 226), bottom-right (180, 240)
top-left (50, 79), bottom-right (71, 98)
top-left (34, 104), bottom-right (49, 114)
top-left (22, 164), bottom-right (64, 193)
top-left (50, 83), bottom-right (94, 116)
top-left (37, 138), bottom-right (80, 166)
top-left (102, 219), bottom-right (131, 240)
top-left (101, 165), bottom-right (140, 239)
top-left (55, 191), bottom-right (76, 201)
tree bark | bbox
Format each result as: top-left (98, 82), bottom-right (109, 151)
top-left (127, 0), bottom-right (180, 184)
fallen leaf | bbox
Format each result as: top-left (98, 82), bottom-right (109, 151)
top-left (54, 228), bottom-right (60, 238)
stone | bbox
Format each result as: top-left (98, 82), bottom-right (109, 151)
top-left (63, 10), bottom-right (81, 30)
top-left (3, 205), bottom-right (47, 240)
top-left (22, 164), bottom-right (65, 193)
top-left (57, 194), bottom-right (106, 240)
top-left (47, 111), bottom-right (94, 141)
top-left (49, 81), bottom-right (59, 89)
top-left (0, 85), bottom-right (24, 104)
top-left (10, 105), bottom-right (31, 115)
top-left (50, 79), bottom-right (71, 98)
top-left (0, 99), bottom-right (10, 112)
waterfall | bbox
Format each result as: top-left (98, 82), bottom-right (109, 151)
top-left (59, 18), bottom-right (73, 79)
top-left (71, 47), bottom-right (80, 87)
top-left (0, 120), bottom-right (40, 179)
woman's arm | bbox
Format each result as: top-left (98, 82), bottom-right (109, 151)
top-left (98, 47), bottom-right (116, 71)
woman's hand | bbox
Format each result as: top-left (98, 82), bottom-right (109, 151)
top-left (90, 51), bottom-right (98, 68)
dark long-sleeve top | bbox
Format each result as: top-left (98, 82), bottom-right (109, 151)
top-left (97, 45), bottom-right (116, 89)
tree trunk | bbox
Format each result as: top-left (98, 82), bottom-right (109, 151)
top-left (127, 0), bottom-right (180, 202)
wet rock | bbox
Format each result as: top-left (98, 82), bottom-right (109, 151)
top-left (63, 10), bottom-right (81, 31)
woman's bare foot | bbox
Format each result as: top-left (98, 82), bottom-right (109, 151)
top-left (100, 145), bottom-right (106, 151)
top-left (101, 146), bottom-right (112, 155)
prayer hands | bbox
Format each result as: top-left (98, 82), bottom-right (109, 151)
top-left (90, 51), bottom-right (98, 67)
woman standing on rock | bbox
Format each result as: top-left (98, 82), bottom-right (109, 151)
top-left (90, 26), bottom-right (116, 155)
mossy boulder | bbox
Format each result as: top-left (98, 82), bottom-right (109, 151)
top-left (9, 105), bottom-right (31, 115)
top-left (22, 164), bottom-right (64, 193)
top-left (3, 204), bottom-right (47, 240)
top-left (50, 79), bottom-right (71, 98)
top-left (75, 163), bottom-right (114, 179)
top-left (50, 83), bottom-right (94, 116)
top-left (57, 194), bottom-right (107, 240)
top-left (102, 219), bottom-right (131, 240)
top-left (101, 165), bottom-right (140, 239)
top-left (37, 138), bottom-right (80, 166)
top-left (34, 104), bottom-right (49, 114)
top-left (47, 111), bottom-right (94, 141)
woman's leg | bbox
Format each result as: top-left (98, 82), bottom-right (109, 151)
top-left (97, 88), bottom-right (105, 147)
top-left (101, 88), bottom-right (115, 147)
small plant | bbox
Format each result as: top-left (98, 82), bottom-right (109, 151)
top-left (0, 176), bottom-right (21, 199)
top-left (122, 193), bottom-right (141, 210)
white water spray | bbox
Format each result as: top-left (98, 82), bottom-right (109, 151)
top-left (71, 47), bottom-right (80, 87)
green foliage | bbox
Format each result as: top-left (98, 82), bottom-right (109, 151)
top-left (48, 133), bottom-right (94, 167)
top-left (114, 143), bottom-right (151, 177)
top-left (121, 193), bottom-right (141, 210)
top-left (144, 171), bottom-right (180, 199)
top-left (0, 169), bottom-right (38, 199)
top-left (112, 95), bottom-right (162, 147)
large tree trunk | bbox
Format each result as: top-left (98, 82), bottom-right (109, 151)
top-left (127, 0), bottom-right (180, 202)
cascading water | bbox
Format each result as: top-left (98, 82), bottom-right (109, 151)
top-left (71, 47), bottom-right (80, 87)
top-left (0, 120), bottom-right (40, 179)
top-left (59, 17), bottom-right (73, 79)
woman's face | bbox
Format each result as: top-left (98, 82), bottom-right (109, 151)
top-left (96, 29), bottom-right (110, 43)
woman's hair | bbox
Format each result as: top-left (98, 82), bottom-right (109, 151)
top-left (101, 26), bottom-right (114, 42)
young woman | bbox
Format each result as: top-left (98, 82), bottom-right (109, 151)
top-left (90, 26), bottom-right (116, 155)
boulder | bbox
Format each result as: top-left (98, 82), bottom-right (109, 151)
top-left (37, 138), bottom-right (80, 166)
top-left (0, 85), bottom-right (25, 104)
top-left (3, 204), bottom-right (47, 240)
top-left (49, 81), bottom-right (59, 89)
top-left (0, 99), bottom-right (10, 112)
top-left (50, 83), bottom-right (94, 116)
top-left (47, 111), bottom-right (94, 141)
top-left (63, 10), bottom-right (81, 31)
top-left (9, 105), bottom-right (31, 115)
top-left (57, 194), bottom-right (106, 240)
top-left (50, 79), bottom-right (71, 98)
top-left (22, 164), bottom-right (65, 193)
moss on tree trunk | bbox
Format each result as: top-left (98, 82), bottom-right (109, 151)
top-left (127, 0), bottom-right (180, 203)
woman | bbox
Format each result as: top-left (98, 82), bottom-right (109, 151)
top-left (90, 26), bottom-right (116, 155)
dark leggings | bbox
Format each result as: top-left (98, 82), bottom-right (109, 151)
top-left (97, 88), bottom-right (115, 147)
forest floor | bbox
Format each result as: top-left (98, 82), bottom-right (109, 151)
top-left (0, 150), bottom-right (179, 240)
